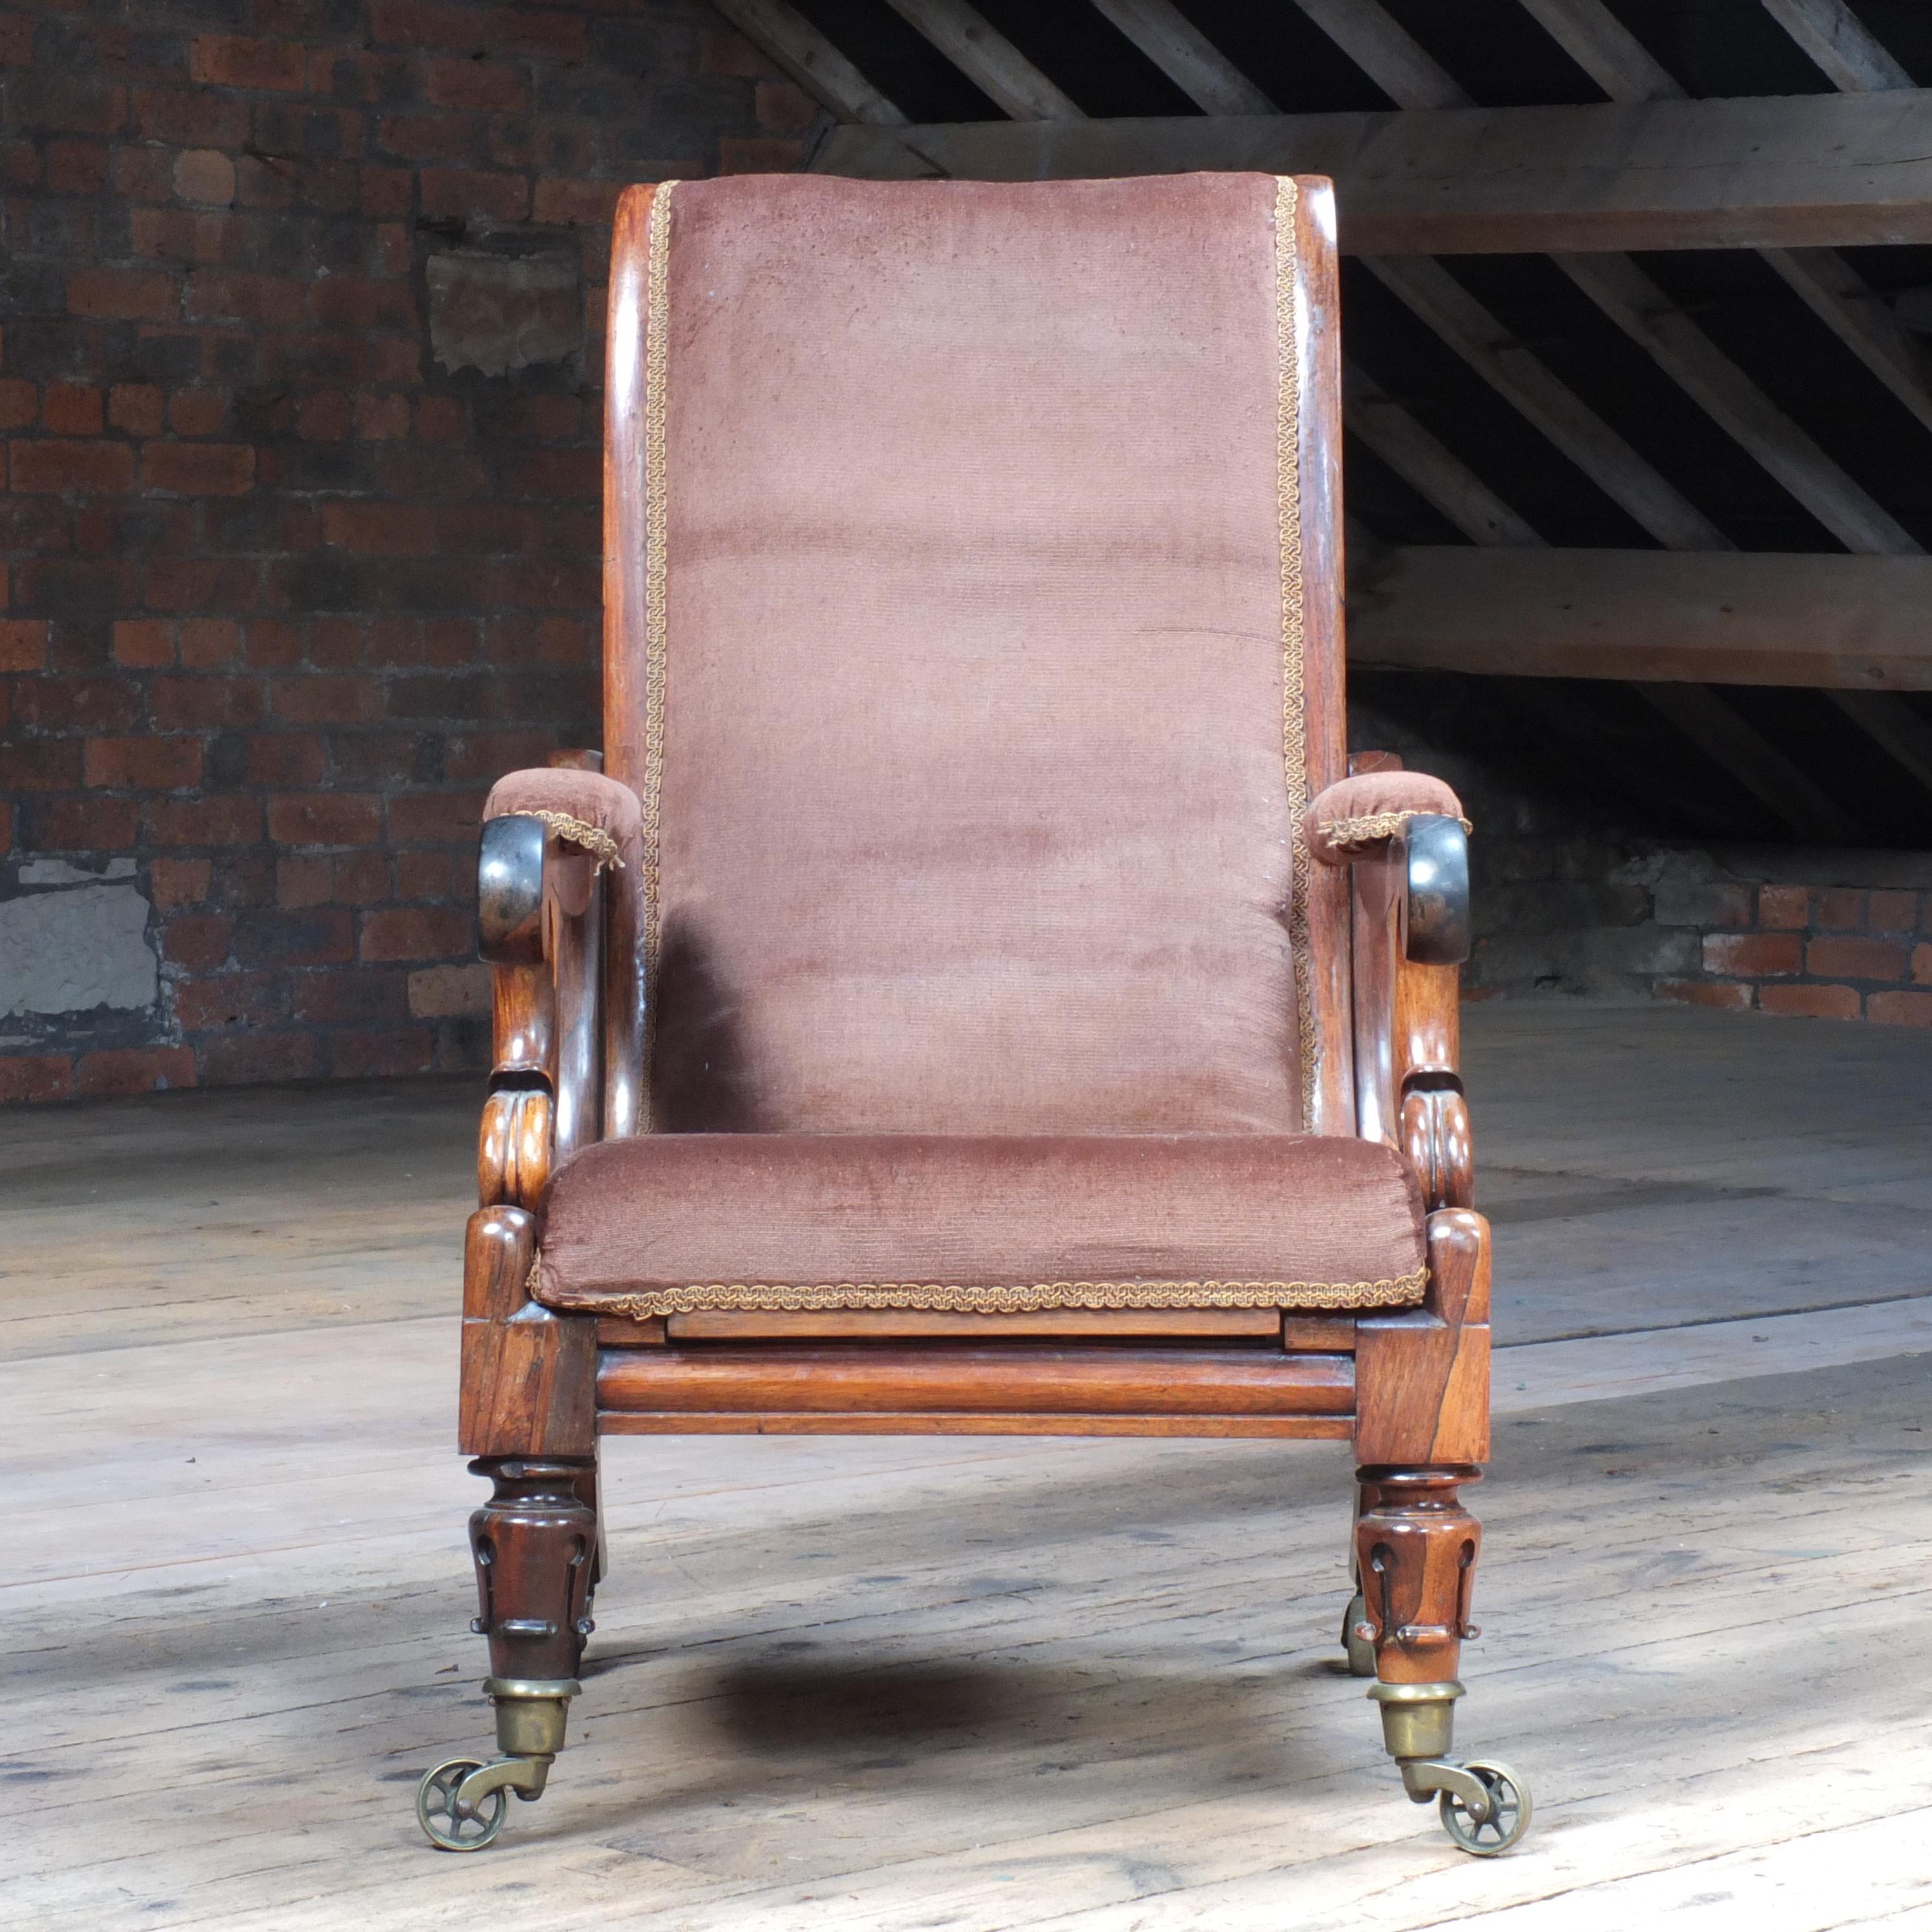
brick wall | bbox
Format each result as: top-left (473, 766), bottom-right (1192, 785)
top-left (1353, 696), bottom-right (1932, 1029)
top-left (1, 1), bottom-right (817, 1102)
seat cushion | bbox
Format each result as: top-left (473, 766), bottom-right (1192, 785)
top-left (531, 1133), bottom-right (1428, 1319)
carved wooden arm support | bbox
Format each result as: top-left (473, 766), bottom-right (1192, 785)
top-left (475, 761), bottom-right (646, 1213)
top-left (1306, 763), bottom-right (1474, 1212)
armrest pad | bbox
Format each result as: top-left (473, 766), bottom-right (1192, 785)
top-left (1304, 771), bottom-right (1468, 867)
top-left (484, 768), bottom-right (642, 873)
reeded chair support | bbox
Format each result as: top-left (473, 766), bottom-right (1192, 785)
top-left (420, 171), bottom-right (1527, 1857)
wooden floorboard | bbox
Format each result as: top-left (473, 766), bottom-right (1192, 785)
top-left (6, 1003), bottom-right (1931, 1929)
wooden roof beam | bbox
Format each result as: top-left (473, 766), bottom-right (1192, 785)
top-left (706, 0), bottom-right (909, 125)
top-left (880, 0), bottom-right (1084, 121)
top-left (1343, 363), bottom-right (1545, 548)
top-left (1359, 254), bottom-right (1730, 551)
top-left (1762, 0), bottom-right (1915, 91)
top-left (1086, 0), bottom-right (1275, 115)
top-left (812, 90), bottom-right (1932, 254)
top-left (1346, 545), bottom-right (1932, 690)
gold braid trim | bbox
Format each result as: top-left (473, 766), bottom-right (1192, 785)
top-left (514, 810), bottom-right (623, 871)
top-left (640, 179), bottom-right (677, 1127)
top-left (530, 1265), bottom-right (1428, 1319)
top-left (1275, 177), bottom-right (1315, 1135)
top-left (1319, 808), bottom-right (1474, 849)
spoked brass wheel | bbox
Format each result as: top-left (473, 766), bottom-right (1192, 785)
top-left (1437, 1759), bottom-right (1532, 1856)
top-left (416, 1756), bottom-right (508, 1851)
top-left (1341, 1590), bottom-right (1376, 1676)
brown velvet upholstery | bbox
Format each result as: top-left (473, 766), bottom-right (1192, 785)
top-left (534, 1132), bottom-right (1426, 1318)
top-left (629, 172), bottom-right (1309, 1138)
top-left (485, 768), bottom-right (642, 873)
top-left (523, 172), bottom-right (1435, 1320)
top-left (1304, 772), bottom-right (1467, 866)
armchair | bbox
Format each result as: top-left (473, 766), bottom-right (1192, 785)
top-left (416, 171), bottom-right (1526, 1858)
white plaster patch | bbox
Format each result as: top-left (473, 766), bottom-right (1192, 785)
top-left (17, 858), bottom-right (138, 885)
top-left (0, 883), bottom-right (160, 1016)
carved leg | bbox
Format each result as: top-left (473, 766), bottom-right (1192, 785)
top-left (419, 1455), bottom-right (597, 1850)
top-left (1355, 1466), bottom-right (1528, 1855)
top-left (1342, 1478), bottom-right (1380, 1676)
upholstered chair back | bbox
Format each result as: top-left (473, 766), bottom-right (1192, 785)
top-left (602, 172), bottom-right (1348, 1138)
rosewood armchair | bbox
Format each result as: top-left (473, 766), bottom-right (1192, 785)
top-left (416, 172), bottom-right (1526, 1858)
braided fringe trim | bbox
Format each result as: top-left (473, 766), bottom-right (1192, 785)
top-left (1319, 808), bottom-right (1474, 850)
top-left (517, 810), bottom-right (624, 871)
top-left (531, 1264), bottom-right (1429, 1320)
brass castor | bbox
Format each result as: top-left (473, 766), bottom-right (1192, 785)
top-left (1368, 1681), bottom-right (1534, 1857)
top-left (416, 1757), bottom-right (508, 1851)
top-left (1341, 1590), bottom-right (1377, 1677)
top-left (1435, 1758), bottom-right (1532, 1856)
top-left (415, 1678), bottom-right (577, 1851)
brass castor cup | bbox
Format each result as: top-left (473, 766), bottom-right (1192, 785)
top-left (1369, 1681), bottom-right (1533, 1856)
top-left (415, 1678), bottom-right (578, 1852)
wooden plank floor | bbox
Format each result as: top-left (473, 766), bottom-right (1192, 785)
top-left (6, 1003), bottom-right (1931, 1931)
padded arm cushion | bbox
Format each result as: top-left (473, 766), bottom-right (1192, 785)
top-left (1304, 772), bottom-right (1468, 867)
top-left (484, 768), bottom-right (642, 874)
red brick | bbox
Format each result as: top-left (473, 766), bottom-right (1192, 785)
top-left (269, 792), bottom-right (382, 847)
top-left (109, 384), bottom-right (167, 435)
top-left (327, 1025), bottom-right (435, 1077)
top-left (426, 56), bottom-right (528, 111)
top-left (162, 912), bottom-right (234, 972)
top-left (189, 35), bottom-right (308, 91)
top-left (755, 80), bottom-right (821, 135)
top-left (1701, 931), bottom-right (1800, 978)
top-left (415, 395), bottom-right (466, 444)
top-left (178, 619), bottom-right (243, 668)
top-left (237, 908), bottom-right (355, 967)
top-left (145, 795), bottom-right (263, 847)
top-left (196, 1030), bottom-right (318, 1084)
top-left (31, 796), bottom-right (139, 850)
top-left (292, 965), bottom-right (410, 1023)
top-left (418, 166), bottom-right (528, 223)
top-left (360, 163), bottom-right (414, 217)
top-left (10, 739), bottom-right (84, 790)
top-left (1811, 887), bottom-right (1865, 932)
top-left (149, 676), bottom-right (265, 730)
top-left (15, 76), bottom-right (125, 137)
top-left (67, 268), bottom-right (176, 321)
top-left (1869, 989), bottom-right (1932, 1027)
top-left (11, 439), bottom-right (137, 493)
top-left (1867, 889), bottom-right (1918, 934)
top-left (0, 1056), bottom-right (75, 1104)
top-left (701, 26), bottom-right (783, 78)
top-left (174, 148), bottom-right (236, 206)
top-left (296, 389), bottom-right (352, 441)
top-left (16, 675), bottom-right (139, 733)
top-left (532, 176), bottom-right (623, 227)
top-left (0, 619), bottom-right (48, 670)
top-left (322, 499), bottom-right (433, 553)
top-left (0, 377), bottom-right (36, 431)
top-left (248, 732), bottom-right (327, 786)
top-left (1759, 983), bottom-right (1862, 1020)
top-left (271, 675), bottom-right (381, 724)
top-left (276, 854), bottom-right (334, 908)
top-left (1913, 941), bottom-right (1932, 985)
top-left (46, 136), bottom-right (109, 194)
top-left (168, 389), bottom-right (230, 437)
top-left (74, 1045), bottom-right (198, 1098)
top-left (386, 790), bottom-right (483, 844)
top-left (355, 391), bottom-right (413, 440)
top-left (85, 734), bottom-right (203, 790)
top-left (141, 440), bottom-right (253, 496)
top-left (359, 905), bottom-right (471, 961)
top-left (186, 269), bottom-right (305, 327)
top-left (719, 137), bottom-right (806, 175)
top-left (175, 970), bottom-right (287, 1033)
top-left (1656, 979), bottom-right (1754, 1012)
top-left (1806, 935), bottom-right (1908, 980)
top-left (244, 621), bottom-right (304, 670)
top-left (43, 382), bottom-right (103, 435)
top-left (395, 847), bottom-right (460, 900)
top-left (151, 856), bottom-right (212, 909)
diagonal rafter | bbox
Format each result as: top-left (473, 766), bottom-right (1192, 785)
top-left (880, 0), bottom-right (1085, 120)
top-left (1762, 0), bottom-right (1915, 90)
top-left (1087, 0), bottom-right (1275, 114)
top-left (706, 0), bottom-right (909, 125)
